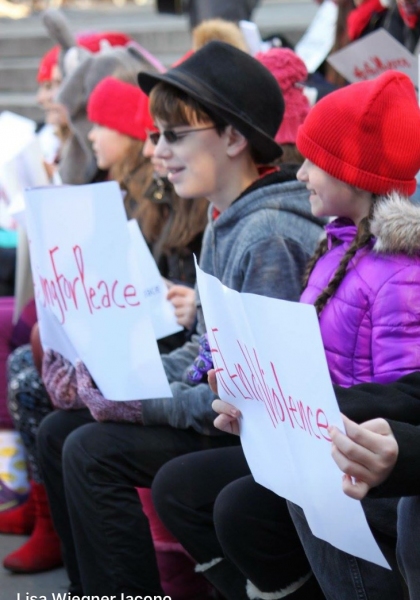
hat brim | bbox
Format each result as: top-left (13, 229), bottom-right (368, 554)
top-left (138, 70), bottom-right (283, 164)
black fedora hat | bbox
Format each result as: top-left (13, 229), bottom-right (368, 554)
top-left (138, 41), bottom-right (284, 163)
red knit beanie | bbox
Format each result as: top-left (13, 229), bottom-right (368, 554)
top-left (87, 76), bottom-right (154, 141)
top-left (37, 46), bottom-right (60, 82)
top-left (255, 48), bottom-right (310, 145)
top-left (296, 71), bottom-right (420, 196)
top-left (76, 31), bottom-right (131, 53)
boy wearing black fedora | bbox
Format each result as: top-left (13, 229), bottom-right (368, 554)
top-left (37, 41), bottom-right (325, 598)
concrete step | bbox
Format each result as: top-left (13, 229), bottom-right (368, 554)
top-left (0, 92), bottom-right (42, 121)
top-left (0, 58), bottom-right (41, 92)
top-left (0, 0), bottom-right (318, 120)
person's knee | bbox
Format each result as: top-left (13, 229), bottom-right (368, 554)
top-left (152, 456), bottom-right (188, 520)
top-left (62, 422), bottom-right (104, 477)
top-left (37, 409), bottom-right (64, 457)
top-left (38, 410), bottom-right (92, 473)
top-left (214, 478), bottom-right (246, 546)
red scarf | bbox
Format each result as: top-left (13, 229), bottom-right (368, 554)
top-left (347, 0), bottom-right (387, 41)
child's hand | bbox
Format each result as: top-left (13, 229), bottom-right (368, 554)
top-left (167, 284), bottom-right (196, 329)
top-left (75, 361), bottom-right (143, 423)
top-left (329, 415), bottom-right (399, 500)
top-left (209, 369), bottom-right (241, 435)
top-left (212, 399), bottom-right (241, 436)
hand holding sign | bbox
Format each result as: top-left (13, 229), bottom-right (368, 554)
top-left (209, 369), bottom-right (241, 436)
top-left (330, 415), bottom-right (399, 500)
top-left (167, 284), bottom-right (196, 330)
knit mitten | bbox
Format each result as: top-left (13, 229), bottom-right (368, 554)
top-left (185, 333), bottom-right (213, 384)
top-left (42, 349), bottom-right (85, 410)
top-left (75, 361), bottom-right (143, 423)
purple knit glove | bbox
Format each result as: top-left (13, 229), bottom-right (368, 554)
top-left (42, 349), bottom-right (85, 410)
top-left (75, 361), bottom-right (143, 423)
top-left (185, 333), bottom-right (213, 384)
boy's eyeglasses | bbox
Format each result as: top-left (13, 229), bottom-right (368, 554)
top-left (148, 126), bottom-right (216, 145)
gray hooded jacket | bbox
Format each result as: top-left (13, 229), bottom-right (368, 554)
top-left (142, 173), bottom-right (325, 435)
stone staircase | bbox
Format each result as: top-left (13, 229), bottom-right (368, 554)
top-left (0, 0), bottom-right (317, 121)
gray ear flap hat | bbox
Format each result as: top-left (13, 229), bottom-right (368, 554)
top-left (138, 40), bottom-right (285, 163)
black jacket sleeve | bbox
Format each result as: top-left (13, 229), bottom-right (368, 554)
top-left (334, 371), bottom-right (420, 424)
top-left (368, 421), bottom-right (420, 498)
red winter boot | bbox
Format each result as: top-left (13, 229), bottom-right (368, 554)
top-left (3, 481), bottom-right (63, 573)
top-left (0, 481), bottom-right (35, 535)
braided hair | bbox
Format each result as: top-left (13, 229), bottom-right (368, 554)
top-left (302, 199), bottom-right (378, 317)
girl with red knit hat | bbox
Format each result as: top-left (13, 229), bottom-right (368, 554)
top-left (35, 31), bottom-right (132, 180)
top-left (298, 69), bottom-right (420, 388)
top-left (263, 68), bottom-right (420, 600)
top-left (203, 70), bottom-right (420, 600)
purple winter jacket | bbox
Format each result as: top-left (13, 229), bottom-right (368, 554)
top-left (300, 194), bottom-right (420, 387)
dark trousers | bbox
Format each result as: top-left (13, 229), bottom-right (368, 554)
top-left (397, 496), bottom-right (420, 600)
top-left (37, 408), bottom-right (238, 596)
top-left (152, 446), bottom-right (324, 599)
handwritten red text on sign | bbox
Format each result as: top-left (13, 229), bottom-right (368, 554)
top-left (34, 244), bottom-right (140, 324)
top-left (353, 56), bottom-right (411, 80)
top-left (210, 327), bottom-right (331, 442)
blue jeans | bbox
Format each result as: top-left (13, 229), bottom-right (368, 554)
top-left (288, 499), bottom-right (406, 599)
top-left (398, 496), bottom-right (420, 600)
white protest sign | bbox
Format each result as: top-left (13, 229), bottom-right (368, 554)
top-left (25, 181), bottom-right (172, 401)
top-left (0, 112), bottom-right (49, 229)
top-left (127, 219), bottom-right (182, 340)
top-left (0, 111), bottom-right (35, 164)
top-left (327, 28), bottom-right (418, 86)
top-left (37, 124), bottom-right (61, 165)
top-left (295, 0), bottom-right (338, 73)
top-left (196, 263), bottom-right (388, 569)
top-left (239, 20), bottom-right (270, 55)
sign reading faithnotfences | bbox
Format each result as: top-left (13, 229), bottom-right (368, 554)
top-left (327, 28), bottom-right (418, 86)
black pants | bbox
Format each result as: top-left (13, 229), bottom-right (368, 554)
top-left (152, 446), bottom-right (325, 599)
top-left (37, 408), bottom-right (238, 596)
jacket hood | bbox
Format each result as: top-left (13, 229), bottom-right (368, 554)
top-left (210, 170), bottom-right (326, 230)
top-left (371, 192), bottom-right (420, 255)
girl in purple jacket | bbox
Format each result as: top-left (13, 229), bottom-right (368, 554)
top-left (297, 70), bottom-right (420, 387)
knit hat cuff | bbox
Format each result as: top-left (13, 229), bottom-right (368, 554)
top-left (87, 77), bottom-right (154, 141)
top-left (37, 46), bottom-right (60, 82)
top-left (297, 129), bottom-right (416, 197)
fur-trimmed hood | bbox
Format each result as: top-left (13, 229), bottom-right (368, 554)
top-left (302, 191), bottom-right (420, 389)
top-left (372, 192), bottom-right (420, 255)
